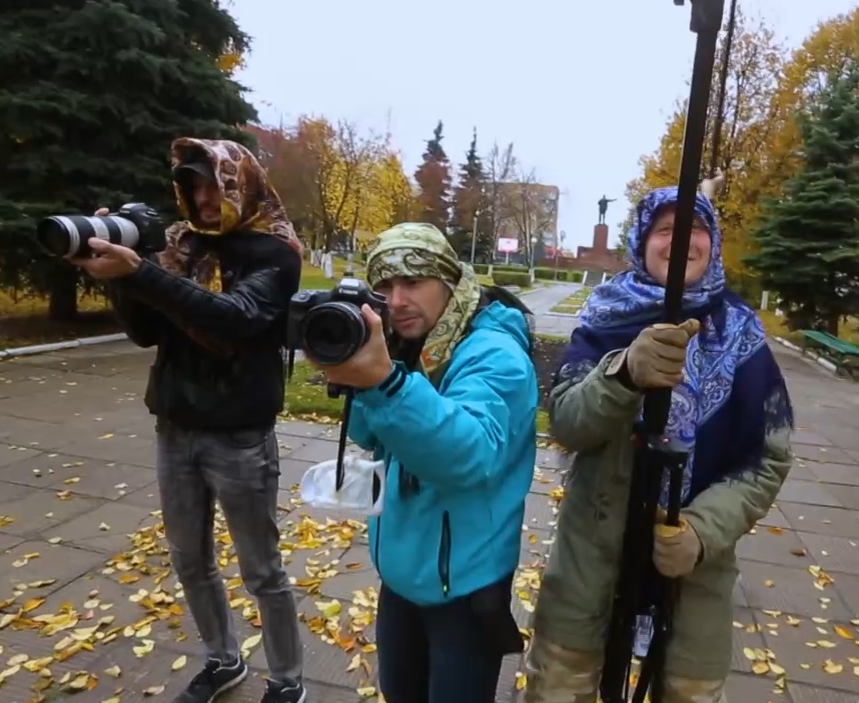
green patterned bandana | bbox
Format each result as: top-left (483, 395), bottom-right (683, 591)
top-left (366, 223), bottom-right (481, 375)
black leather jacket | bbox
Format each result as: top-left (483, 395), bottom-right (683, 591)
top-left (110, 231), bottom-right (301, 430)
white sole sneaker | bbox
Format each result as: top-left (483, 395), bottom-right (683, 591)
top-left (206, 663), bottom-right (248, 703)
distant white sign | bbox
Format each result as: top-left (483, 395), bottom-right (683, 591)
top-left (497, 238), bottom-right (518, 253)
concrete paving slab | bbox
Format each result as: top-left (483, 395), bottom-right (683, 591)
top-left (0, 330), bottom-right (855, 700)
top-left (779, 503), bottom-right (859, 538)
top-left (737, 525), bottom-right (817, 568)
top-left (0, 487), bottom-right (107, 538)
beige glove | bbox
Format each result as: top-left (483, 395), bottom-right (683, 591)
top-left (653, 518), bottom-right (702, 577)
top-left (625, 319), bottom-right (700, 388)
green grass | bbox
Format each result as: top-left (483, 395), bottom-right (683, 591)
top-left (549, 287), bottom-right (592, 314)
top-left (300, 258), bottom-right (354, 291)
top-left (757, 309), bottom-right (859, 346)
top-left (283, 360), bottom-right (344, 423)
top-left (283, 359), bottom-right (550, 431)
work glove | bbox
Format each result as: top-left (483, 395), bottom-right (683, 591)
top-left (625, 319), bottom-right (700, 388)
top-left (653, 517), bottom-right (702, 578)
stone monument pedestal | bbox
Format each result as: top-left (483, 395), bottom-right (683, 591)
top-left (593, 224), bottom-right (608, 252)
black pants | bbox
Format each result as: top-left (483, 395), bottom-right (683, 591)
top-left (376, 576), bottom-right (516, 703)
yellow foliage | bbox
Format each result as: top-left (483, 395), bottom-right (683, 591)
top-left (216, 50), bottom-right (244, 75)
top-left (278, 117), bottom-right (414, 248)
top-left (623, 8), bottom-right (859, 283)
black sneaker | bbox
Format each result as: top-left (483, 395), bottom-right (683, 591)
top-left (260, 678), bottom-right (307, 703)
top-left (173, 658), bottom-right (248, 703)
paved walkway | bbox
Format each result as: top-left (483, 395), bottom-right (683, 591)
top-left (0, 335), bottom-right (856, 702)
top-left (519, 283), bottom-right (582, 337)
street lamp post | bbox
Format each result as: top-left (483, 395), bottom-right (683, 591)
top-left (530, 235), bottom-right (538, 284)
top-left (470, 209), bottom-right (481, 265)
top-left (555, 230), bottom-right (566, 280)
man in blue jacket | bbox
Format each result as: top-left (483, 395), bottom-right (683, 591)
top-left (318, 223), bottom-right (538, 703)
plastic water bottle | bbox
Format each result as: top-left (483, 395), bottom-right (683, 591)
top-left (633, 614), bottom-right (653, 658)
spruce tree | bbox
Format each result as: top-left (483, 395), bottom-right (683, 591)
top-left (0, 0), bottom-right (257, 319)
top-left (449, 128), bottom-right (492, 261)
top-left (747, 62), bottom-right (859, 335)
top-left (413, 120), bottom-right (452, 233)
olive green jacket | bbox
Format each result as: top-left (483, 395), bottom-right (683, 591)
top-left (532, 350), bottom-right (792, 680)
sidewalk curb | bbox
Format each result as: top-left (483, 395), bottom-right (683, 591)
top-left (0, 333), bottom-right (129, 360)
top-left (0, 280), bottom-right (570, 361)
top-left (772, 335), bottom-right (838, 374)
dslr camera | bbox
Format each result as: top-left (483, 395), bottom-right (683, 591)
top-left (36, 203), bottom-right (167, 259)
top-left (289, 277), bottom-right (388, 365)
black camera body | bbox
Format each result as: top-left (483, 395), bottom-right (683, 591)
top-left (36, 203), bottom-right (167, 259)
top-left (288, 277), bottom-right (389, 366)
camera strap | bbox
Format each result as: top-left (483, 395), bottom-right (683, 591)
top-left (335, 389), bottom-right (354, 491)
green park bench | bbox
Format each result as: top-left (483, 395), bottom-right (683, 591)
top-left (801, 330), bottom-right (859, 379)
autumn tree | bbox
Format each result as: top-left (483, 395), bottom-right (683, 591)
top-left (763, 7), bottom-right (859, 186)
top-left (506, 168), bottom-right (559, 273)
top-left (619, 8), bottom-right (784, 298)
top-left (747, 62), bottom-right (859, 335)
top-left (414, 121), bottom-right (452, 232)
top-left (0, 0), bottom-right (255, 320)
top-left (483, 141), bottom-right (518, 269)
top-left (252, 119), bottom-right (414, 252)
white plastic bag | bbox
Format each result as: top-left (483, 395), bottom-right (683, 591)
top-left (299, 455), bottom-right (385, 516)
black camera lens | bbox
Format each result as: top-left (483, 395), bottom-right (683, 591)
top-left (301, 301), bottom-right (370, 365)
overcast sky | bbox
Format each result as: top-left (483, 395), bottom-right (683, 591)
top-left (229, 0), bottom-right (857, 251)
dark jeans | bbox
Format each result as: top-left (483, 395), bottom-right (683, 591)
top-left (377, 577), bottom-right (515, 703)
top-left (156, 421), bottom-right (303, 682)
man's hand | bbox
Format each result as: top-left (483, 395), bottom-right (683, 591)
top-left (311, 305), bottom-right (393, 389)
top-left (653, 518), bottom-right (702, 578)
top-left (68, 207), bottom-right (142, 279)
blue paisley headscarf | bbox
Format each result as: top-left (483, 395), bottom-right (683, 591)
top-left (557, 186), bottom-right (793, 504)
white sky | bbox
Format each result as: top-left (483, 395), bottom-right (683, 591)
top-left (229, 0), bottom-right (857, 250)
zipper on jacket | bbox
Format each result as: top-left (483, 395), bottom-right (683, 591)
top-left (373, 513), bottom-right (383, 582)
top-left (373, 458), bottom-right (391, 583)
top-left (437, 510), bottom-right (452, 597)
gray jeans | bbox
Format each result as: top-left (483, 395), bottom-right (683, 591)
top-left (156, 421), bottom-right (303, 682)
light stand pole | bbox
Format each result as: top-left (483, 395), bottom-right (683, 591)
top-left (470, 209), bottom-right (481, 264)
top-left (555, 230), bottom-right (565, 281)
top-left (529, 235), bottom-right (538, 284)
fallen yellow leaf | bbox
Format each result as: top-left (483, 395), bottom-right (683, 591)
top-left (66, 672), bottom-right (91, 691)
top-left (0, 611), bottom-right (21, 629)
top-left (315, 599), bottom-right (342, 618)
top-left (23, 656), bottom-right (53, 672)
top-left (824, 659), bottom-right (843, 674)
top-left (172, 655), bottom-right (187, 671)
top-left (516, 671), bottom-right (527, 690)
top-left (241, 634), bottom-right (262, 656)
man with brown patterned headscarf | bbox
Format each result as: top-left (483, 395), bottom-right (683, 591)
top-left (70, 139), bottom-right (307, 703)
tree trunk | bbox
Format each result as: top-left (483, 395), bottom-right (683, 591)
top-left (826, 313), bottom-right (840, 337)
top-left (48, 264), bottom-right (79, 322)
